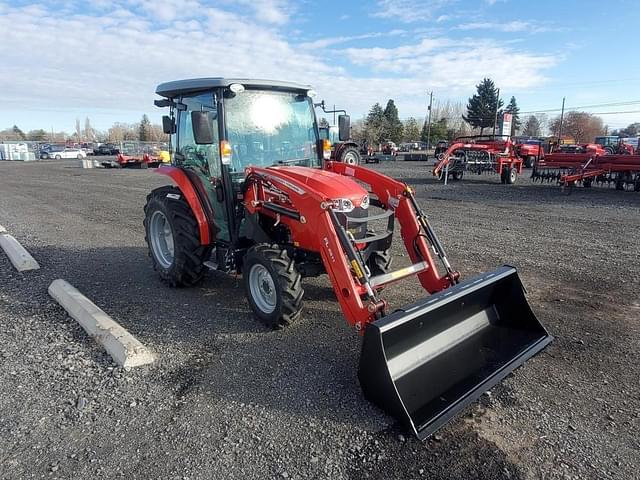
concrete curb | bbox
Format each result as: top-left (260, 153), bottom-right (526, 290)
top-left (48, 279), bottom-right (155, 368)
top-left (0, 233), bottom-right (40, 271)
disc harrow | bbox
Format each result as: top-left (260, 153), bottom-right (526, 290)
top-left (533, 151), bottom-right (640, 192)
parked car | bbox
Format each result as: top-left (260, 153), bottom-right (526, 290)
top-left (48, 147), bottom-right (87, 159)
top-left (39, 145), bottom-right (65, 159)
top-left (93, 144), bottom-right (120, 155)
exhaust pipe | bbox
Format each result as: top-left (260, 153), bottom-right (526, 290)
top-left (358, 266), bottom-right (552, 440)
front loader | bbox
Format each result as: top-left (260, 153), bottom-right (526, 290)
top-left (145, 78), bottom-right (552, 439)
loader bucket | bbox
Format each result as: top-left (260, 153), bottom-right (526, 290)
top-left (358, 266), bottom-right (552, 440)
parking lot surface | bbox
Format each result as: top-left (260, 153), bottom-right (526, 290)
top-left (0, 159), bottom-right (638, 479)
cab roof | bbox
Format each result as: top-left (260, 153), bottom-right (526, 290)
top-left (156, 78), bottom-right (312, 98)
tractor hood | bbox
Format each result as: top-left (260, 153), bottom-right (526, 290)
top-left (267, 166), bottom-right (369, 207)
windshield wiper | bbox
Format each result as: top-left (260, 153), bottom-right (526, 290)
top-left (275, 158), bottom-right (310, 165)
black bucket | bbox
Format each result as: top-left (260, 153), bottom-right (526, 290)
top-left (358, 266), bottom-right (552, 440)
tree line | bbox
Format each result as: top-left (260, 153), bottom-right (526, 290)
top-left (0, 115), bottom-right (167, 143)
top-left (354, 77), bottom-right (638, 145)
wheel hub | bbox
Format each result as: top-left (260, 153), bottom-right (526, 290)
top-left (149, 210), bottom-right (175, 269)
top-left (249, 264), bottom-right (277, 314)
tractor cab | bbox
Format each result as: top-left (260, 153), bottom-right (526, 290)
top-left (155, 78), bottom-right (340, 242)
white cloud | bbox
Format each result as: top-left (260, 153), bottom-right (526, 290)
top-left (300, 30), bottom-right (407, 49)
top-left (0, 2), bottom-right (560, 129)
top-left (372, 0), bottom-right (456, 22)
top-left (344, 37), bottom-right (557, 91)
top-left (235, 0), bottom-right (291, 25)
top-left (457, 21), bottom-right (558, 33)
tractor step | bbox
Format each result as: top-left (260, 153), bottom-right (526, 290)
top-left (369, 261), bottom-right (429, 288)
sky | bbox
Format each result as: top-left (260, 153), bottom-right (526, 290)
top-left (1, 0), bottom-right (640, 134)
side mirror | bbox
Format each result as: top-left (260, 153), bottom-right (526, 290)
top-left (162, 116), bottom-right (175, 134)
top-left (192, 111), bottom-right (215, 145)
top-left (338, 114), bottom-right (350, 141)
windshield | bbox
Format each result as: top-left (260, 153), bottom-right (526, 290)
top-left (225, 89), bottom-right (320, 171)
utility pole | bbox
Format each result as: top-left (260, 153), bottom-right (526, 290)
top-left (558, 97), bottom-right (565, 143)
top-left (492, 88), bottom-right (501, 136)
top-left (426, 91), bottom-right (433, 149)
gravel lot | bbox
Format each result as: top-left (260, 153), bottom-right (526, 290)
top-left (0, 159), bottom-right (638, 480)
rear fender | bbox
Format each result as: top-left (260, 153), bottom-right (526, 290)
top-left (155, 166), bottom-right (212, 245)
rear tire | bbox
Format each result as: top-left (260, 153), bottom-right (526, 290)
top-left (525, 156), bottom-right (535, 168)
top-left (340, 146), bottom-right (360, 165)
top-left (144, 186), bottom-right (212, 287)
top-left (243, 244), bottom-right (304, 329)
top-left (55, 154), bottom-right (61, 160)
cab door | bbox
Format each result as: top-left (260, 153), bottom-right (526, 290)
top-left (175, 92), bottom-right (230, 242)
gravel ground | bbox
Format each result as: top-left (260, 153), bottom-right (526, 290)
top-left (0, 159), bottom-right (638, 480)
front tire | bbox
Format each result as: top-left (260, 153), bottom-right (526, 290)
top-left (367, 249), bottom-right (392, 277)
top-left (144, 186), bottom-right (212, 287)
top-left (243, 244), bottom-right (303, 329)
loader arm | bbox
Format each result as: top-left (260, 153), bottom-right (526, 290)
top-left (244, 164), bottom-right (458, 332)
top-left (325, 161), bottom-right (458, 293)
top-left (243, 167), bottom-right (378, 330)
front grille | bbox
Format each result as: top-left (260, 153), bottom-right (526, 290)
top-left (337, 207), bottom-right (368, 240)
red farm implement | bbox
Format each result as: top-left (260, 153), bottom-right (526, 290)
top-left (532, 150), bottom-right (640, 191)
top-left (433, 135), bottom-right (524, 185)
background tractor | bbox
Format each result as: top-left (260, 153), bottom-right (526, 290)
top-left (315, 101), bottom-right (361, 165)
top-left (594, 136), bottom-right (635, 155)
top-left (144, 78), bottom-right (551, 440)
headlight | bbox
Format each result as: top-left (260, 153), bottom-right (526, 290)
top-left (331, 198), bottom-right (354, 212)
top-left (360, 194), bottom-right (369, 209)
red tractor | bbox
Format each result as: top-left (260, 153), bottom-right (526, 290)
top-left (433, 135), bottom-right (524, 184)
top-left (513, 137), bottom-right (544, 168)
top-left (594, 136), bottom-right (635, 155)
top-left (145, 78), bottom-right (551, 440)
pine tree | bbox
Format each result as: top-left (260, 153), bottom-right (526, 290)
top-left (463, 78), bottom-right (503, 134)
top-left (364, 103), bottom-right (385, 144)
top-left (522, 115), bottom-right (541, 137)
top-left (403, 117), bottom-right (421, 142)
top-left (383, 99), bottom-right (403, 143)
top-left (139, 114), bottom-right (152, 141)
top-left (504, 96), bottom-right (521, 136)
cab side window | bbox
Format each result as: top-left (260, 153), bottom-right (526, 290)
top-left (177, 92), bottom-right (220, 178)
